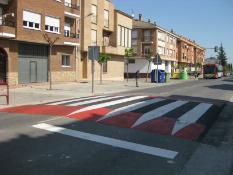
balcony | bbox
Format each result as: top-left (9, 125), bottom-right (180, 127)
top-left (102, 45), bottom-right (125, 56)
top-left (0, 19), bottom-right (15, 38)
top-left (64, 31), bottom-right (80, 46)
top-left (64, 2), bottom-right (80, 18)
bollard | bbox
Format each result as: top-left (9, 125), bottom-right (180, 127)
top-left (135, 70), bottom-right (140, 87)
top-left (0, 81), bottom-right (9, 105)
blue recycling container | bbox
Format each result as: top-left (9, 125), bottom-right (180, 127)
top-left (151, 69), bottom-right (166, 83)
top-left (158, 70), bottom-right (165, 83)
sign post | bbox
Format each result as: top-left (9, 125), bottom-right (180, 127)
top-left (153, 53), bottom-right (162, 83)
top-left (88, 46), bottom-right (100, 94)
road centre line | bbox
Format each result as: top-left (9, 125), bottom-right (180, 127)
top-left (33, 123), bottom-right (178, 159)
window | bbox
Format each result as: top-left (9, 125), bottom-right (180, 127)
top-left (158, 46), bottom-right (165, 55)
top-left (91, 5), bottom-right (97, 24)
top-left (45, 16), bottom-right (60, 33)
top-left (103, 60), bottom-right (108, 73)
top-left (0, 8), bottom-right (2, 25)
top-left (104, 10), bottom-right (109, 28)
top-left (132, 30), bottom-right (138, 39)
top-left (91, 29), bottom-right (97, 46)
top-left (117, 25), bottom-right (132, 47)
top-left (62, 55), bottom-right (70, 67)
top-left (129, 59), bottom-right (135, 64)
top-left (121, 27), bottom-right (125, 46)
top-left (64, 0), bottom-right (71, 7)
top-left (144, 30), bottom-right (151, 42)
top-left (144, 46), bottom-right (151, 55)
top-left (64, 22), bottom-right (71, 37)
top-left (158, 31), bottom-right (165, 41)
top-left (23, 10), bottom-right (41, 30)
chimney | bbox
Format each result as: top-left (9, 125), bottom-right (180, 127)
top-left (139, 14), bottom-right (143, 21)
top-left (148, 19), bottom-right (151, 23)
top-left (154, 21), bottom-right (157, 26)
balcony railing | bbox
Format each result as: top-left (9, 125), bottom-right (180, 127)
top-left (64, 30), bottom-right (79, 39)
top-left (64, 2), bottom-right (80, 10)
top-left (0, 18), bottom-right (15, 27)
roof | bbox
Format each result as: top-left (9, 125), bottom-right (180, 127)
top-left (115, 10), bottom-right (134, 19)
top-left (133, 19), bottom-right (178, 38)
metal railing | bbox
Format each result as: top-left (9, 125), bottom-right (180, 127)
top-left (0, 18), bottom-right (15, 27)
top-left (64, 2), bottom-right (80, 10)
top-left (64, 30), bottom-right (79, 39)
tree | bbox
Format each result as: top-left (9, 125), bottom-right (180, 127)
top-left (98, 54), bottom-right (111, 85)
top-left (43, 33), bottom-right (59, 90)
top-left (217, 43), bottom-right (227, 67)
top-left (124, 48), bottom-right (134, 83)
top-left (145, 52), bottom-right (153, 82)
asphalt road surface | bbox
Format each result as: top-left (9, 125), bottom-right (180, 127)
top-left (0, 77), bottom-right (232, 175)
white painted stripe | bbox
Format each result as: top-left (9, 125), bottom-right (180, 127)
top-left (132, 101), bottom-right (188, 128)
top-left (97, 98), bottom-right (165, 122)
top-left (67, 96), bottom-right (147, 116)
top-left (33, 123), bottom-right (178, 159)
top-left (172, 103), bottom-right (213, 135)
top-left (48, 95), bottom-right (108, 105)
top-left (67, 96), bottom-right (124, 106)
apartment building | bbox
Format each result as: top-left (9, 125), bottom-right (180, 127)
top-left (177, 36), bottom-right (205, 71)
top-left (80, 0), bottom-right (133, 81)
top-left (128, 15), bottom-right (178, 77)
top-left (0, 0), bottom-right (80, 85)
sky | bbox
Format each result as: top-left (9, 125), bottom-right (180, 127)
top-left (114, 0), bottom-right (233, 63)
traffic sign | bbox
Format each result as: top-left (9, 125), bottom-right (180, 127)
top-left (88, 46), bottom-right (100, 60)
top-left (153, 53), bottom-right (162, 65)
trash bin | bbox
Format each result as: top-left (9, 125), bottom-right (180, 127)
top-left (165, 72), bottom-right (171, 83)
top-left (158, 70), bottom-right (165, 83)
top-left (180, 70), bottom-right (188, 80)
top-left (151, 69), bottom-right (156, 83)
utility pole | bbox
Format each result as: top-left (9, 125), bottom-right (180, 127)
top-left (43, 33), bottom-right (59, 90)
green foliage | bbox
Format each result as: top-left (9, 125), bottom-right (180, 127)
top-left (195, 63), bottom-right (202, 68)
top-left (217, 43), bottom-right (227, 67)
top-left (125, 48), bottom-right (134, 58)
top-left (98, 54), bottom-right (111, 64)
top-left (178, 63), bottom-right (188, 69)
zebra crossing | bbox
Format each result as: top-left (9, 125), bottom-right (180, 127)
top-left (0, 95), bottom-right (223, 141)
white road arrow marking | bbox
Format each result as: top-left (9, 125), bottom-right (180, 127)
top-left (131, 101), bottom-right (188, 128)
top-left (67, 96), bottom-right (147, 116)
top-left (97, 98), bottom-right (165, 122)
top-left (172, 103), bottom-right (212, 135)
top-left (33, 123), bottom-right (178, 159)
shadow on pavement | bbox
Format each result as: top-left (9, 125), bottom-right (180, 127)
top-left (205, 84), bottom-right (233, 91)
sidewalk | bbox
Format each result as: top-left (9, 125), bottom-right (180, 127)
top-left (0, 78), bottom-right (194, 108)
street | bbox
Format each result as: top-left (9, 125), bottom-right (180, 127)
top-left (0, 77), bottom-right (233, 175)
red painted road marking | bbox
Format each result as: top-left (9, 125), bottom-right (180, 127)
top-left (99, 112), bottom-right (141, 128)
top-left (0, 105), bottom-right (83, 116)
top-left (135, 117), bottom-right (176, 136)
top-left (68, 107), bottom-right (112, 121)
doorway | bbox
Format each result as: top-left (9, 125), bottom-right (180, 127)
top-left (0, 48), bottom-right (7, 83)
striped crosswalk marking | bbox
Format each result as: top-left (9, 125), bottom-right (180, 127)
top-left (97, 98), bottom-right (165, 122)
top-left (172, 103), bottom-right (213, 135)
top-left (48, 95), bottom-right (108, 105)
top-left (67, 96), bottom-right (147, 116)
top-left (131, 101), bottom-right (188, 128)
top-left (67, 96), bottom-right (125, 106)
